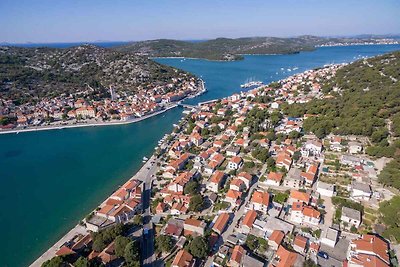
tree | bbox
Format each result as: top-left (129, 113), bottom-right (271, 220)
top-left (133, 215), bottom-right (143, 225)
top-left (156, 235), bottom-right (174, 253)
top-left (124, 241), bottom-right (140, 267)
top-left (184, 180), bottom-right (199, 195)
top-left (188, 236), bottom-right (209, 258)
top-left (74, 257), bottom-right (90, 267)
top-left (189, 194), bottom-right (204, 212)
top-left (115, 235), bottom-right (131, 257)
top-left (41, 256), bottom-right (67, 267)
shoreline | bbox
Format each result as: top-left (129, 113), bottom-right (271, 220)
top-left (0, 79), bottom-right (206, 136)
top-left (0, 104), bottom-right (179, 135)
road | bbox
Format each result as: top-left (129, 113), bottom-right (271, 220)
top-left (135, 155), bottom-right (160, 267)
top-left (204, 178), bottom-right (260, 267)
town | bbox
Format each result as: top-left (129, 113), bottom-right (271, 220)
top-left (40, 60), bottom-right (398, 267)
top-left (0, 75), bottom-right (204, 132)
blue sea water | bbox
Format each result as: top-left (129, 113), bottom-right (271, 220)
top-left (0, 44), bottom-right (399, 266)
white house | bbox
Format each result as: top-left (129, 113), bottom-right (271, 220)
top-left (348, 142), bottom-right (363, 154)
top-left (350, 182), bottom-right (372, 201)
top-left (316, 181), bottom-right (335, 197)
top-left (228, 156), bottom-right (243, 170)
top-left (341, 207), bottom-right (361, 228)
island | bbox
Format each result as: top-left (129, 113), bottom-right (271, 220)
top-left (37, 50), bottom-right (400, 267)
top-left (113, 35), bottom-right (399, 61)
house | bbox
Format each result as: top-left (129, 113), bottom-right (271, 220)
top-left (265, 172), bottom-right (283, 186)
top-left (213, 213), bottom-right (230, 235)
top-left (171, 202), bottom-right (188, 215)
top-left (206, 171), bottom-right (225, 193)
top-left (242, 254), bottom-right (265, 267)
top-left (229, 245), bottom-right (245, 267)
top-left (293, 235), bottom-right (308, 254)
top-left (242, 210), bottom-right (257, 233)
top-left (249, 191), bottom-right (270, 213)
top-left (172, 250), bottom-right (194, 267)
top-left (320, 227), bottom-right (338, 248)
top-left (225, 189), bottom-right (242, 207)
top-left (347, 234), bottom-right (390, 267)
top-left (302, 206), bottom-right (320, 226)
top-left (304, 140), bottom-right (323, 155)
top-left (316, 181), bottom-right (335, 197)
top-left (237, 172), bottom-right (252, 188)
top-left (226, 146), bottom-right (240, 157)
top-left (184, 218), bottom-right (206, 236)
top-left (341, 207), bottom-right (361, 228)
top-left (283, 168), bottom-right (304, 189)
top-left (230, 178), bottom-right (246, 192)
top-left (348, 142), bottom-right (363, 154)
top-left (268, 230), bottom-right (285, 250)
top-left (228, 156), bottom-right (243, 170)
top-left (271, 246), bottom-right (303, 267)
top-left (341, 154), bottom-right (362, 167)
top-left (164, 219), bottom-right (184, 238)
top-left (288, 190), bottom-right (310, 205)
top-left (276, 152), bottom-right (292, 171)
top-left (350, 181), bottom-right (372, 201)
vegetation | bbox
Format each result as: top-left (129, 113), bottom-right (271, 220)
top-left (187, 236), bottom-right (209, 258)
top-left (155, 235), bottom-right (174, 253)
top-left (379, 196), bottom-right (400, 242)
top-left (113, 36), bottom-right (389, 61)
top-left (378, 159), bottom-right (400, 190)
top-left (0, 45), bottom-right (193, 104)
top-left (245, 234), bottom-right (269, 255)
top-left (91, 223), bottom-right (128, 252)
top-left (114, 235), bottom-right (132, 257)
top-left (189, 194), bottom-right (205, 212)
top-left (282, 51), bottom-right (400, 158)
top-left (124, 241), bottom-right (141, 267)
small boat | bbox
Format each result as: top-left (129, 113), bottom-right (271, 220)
top-left (143, 156), bottom-right (148, 161)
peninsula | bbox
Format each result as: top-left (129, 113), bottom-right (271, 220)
top-left (38, 50), bottom-right (400, 267)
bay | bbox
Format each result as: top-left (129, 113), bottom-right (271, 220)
top-left (0, 44), bottom-right (399, 266)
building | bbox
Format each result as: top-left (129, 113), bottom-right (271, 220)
top-left (350, 181), bottom-right (372, 201)
top-left (172, 250), bottom-right (194, 267)
top-left (320, 227), bottom-right (338, 248)
top-left (213, 213), bottom-right (230, 235)
top-left (228, 156), bottom-right (244, 170)
top-left (270, 245), bottom-right (303, 267)
top-left (206, 171), bottom-right (225, 193)
top-left (341, 207), bottom-right (362, 228)
top-left (348, 142), bottom-right (363, 154)
top-left (237, 172), bottom-right (252, 188)
top-left (265, 172), bottom-right (283, 186)
top-left (249, 191), bottom-right (270, 213)
top-left (268, 230), bottom-right (285, 250)
top-left (293, 235), bottom-right (308, 254)
top-left (184, 218), bottom-right (206, 236)
top-left (242, 210), bottom-right (257, 234)
top-left (229, 245), bottom-right (245, 267)
top-left (316, 181), bottom-right (335, 197)
top-left (347, 234), bottom-right (390, 267)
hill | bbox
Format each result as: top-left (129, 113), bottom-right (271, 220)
top-left (113, 35), bottom-right (399, 61)
top-left (282, 50), bottom-right (400, 159)
top-left (0, 45), bottom-right (192, 104)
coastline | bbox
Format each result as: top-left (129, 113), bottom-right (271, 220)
top-left (0, 104), bottom-right (179, 135)
top-left (0, 79), bottom-right (206, 136)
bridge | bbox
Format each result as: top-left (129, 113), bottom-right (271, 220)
top-left (179, 103), bottom-right (198, 109)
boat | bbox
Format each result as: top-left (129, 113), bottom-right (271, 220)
top-left (240, 78), bottom-right (263, 88)
top-left (143, 156), bottom-right (148, 161)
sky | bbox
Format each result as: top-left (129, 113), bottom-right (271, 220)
top-left (1, 0), bottom-right (399, 43)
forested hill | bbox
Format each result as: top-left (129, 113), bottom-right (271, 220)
top-left (283, 50), bottom-right (400, 158)
top-left (0, 45), bottom-right (191, 104)
top-left (113, 36), bottom-right (398, 61)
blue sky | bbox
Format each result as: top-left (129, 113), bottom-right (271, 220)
top-left (1, 0), bottom-right (399, 43)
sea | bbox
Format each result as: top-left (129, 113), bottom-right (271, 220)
top-left (0, 44), bottom-right (399, 266)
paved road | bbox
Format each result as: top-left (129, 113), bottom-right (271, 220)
top-left (204, 179), bottom-right (260, 267)
top-left (135, 155), bottom-right (159, 267)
